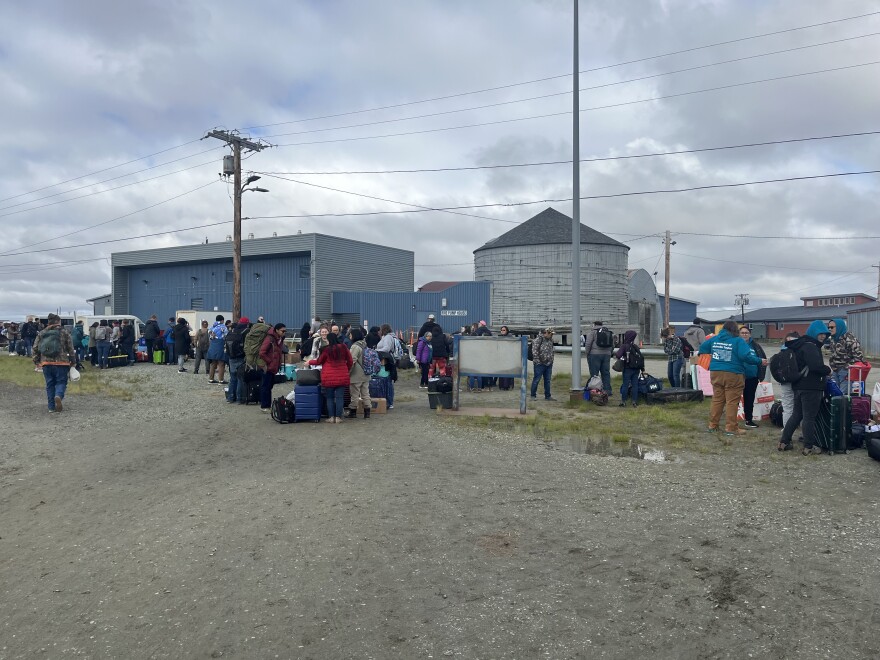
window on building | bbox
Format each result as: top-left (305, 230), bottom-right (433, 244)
top-left (299, 264), bottom-right (310, 278)
top-left (848, 296), bottom-right (854, 304)
top-left (225, 270), bottom-right (233, 283)
top-left (191, 298), bottom-right (204, 310)
top-left (776, 322), bottom-right (784, 330)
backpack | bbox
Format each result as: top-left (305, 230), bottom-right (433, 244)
top-left (590, 389), bottom-right (609, 406)
top-left (244, 322), bottom-right (270, 366)
top-left (625, 344), bottom-right (644, 370)
top-left (390, 337), bottom-right (404, 361)
top-left (270, 396), bottom-right (295, 423)
top-left (527, 342), bottom-right (534, 361)
top-left (361, 346), bottom-right (381, 376)
top-left (769, 349), bottom-right (807, 384)
top-left (680, 337), bottom-right (694, 359)
top-left (769, 400), bottom-right (784, 427)
top-left (226, 327), bottom-right (247, 359)
top-left (39, 328), bottom-right (62, 359)
top-left (595, 326), bottom-right (614, 349)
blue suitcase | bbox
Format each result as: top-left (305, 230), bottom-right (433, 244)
top-left (369, 376), bottom-right (388, 400)
top-left (294, 384), bottom-right (323, 422)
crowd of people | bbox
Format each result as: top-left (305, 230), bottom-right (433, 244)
top-left (19, 310), bottom-right (871, 458)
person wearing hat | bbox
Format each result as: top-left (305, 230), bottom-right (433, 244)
top-left (585, 320), bottom-right (614, 397)
top-left (225, 317), bottom-right (250, 403)
top-left (418, 313), bottom-right (439, 339)
top-left (33, 313), bottom-right (76, 413)
top-left (530, 327), bottom-right (557, 401)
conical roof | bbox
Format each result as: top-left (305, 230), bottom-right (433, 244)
top-left (473, 207), bottom-right (628, 253)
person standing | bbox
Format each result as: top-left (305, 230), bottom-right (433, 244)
top-left (428, 324), bottom-right (450, 378)
top-left (224, 317), bottom-right (249, 403)
top-left (661, 326), bottom-right (684, 388)
top-left (418, 313), bottom-right (439, 338)
top-left (20, 319), bottom-right (37, 357)
top-left (95, 319), bottom-right (111, 369)
top-left (258, 322), bottom-right (285, 411)
top-left (192, 320), bottom-right (210, 374)
top-left (88, 322), bottom-right (99, 366)
top-left (771, 331), bottom-right (800, 429)
top-left (120, 319), bottom-right (135, 366)
top-left (33, 314), bottom-right (75, 413)
top-left (615, 329), bottom-right (643, 407)
top-left (778, 321), bottom-right (832, 454)
top-left (416, 331), bottom-right (433, 388)
top-left (530, 327), bottom-right (556, 401)
top-left (172, 318), bottom-right (192, 373)
top-left (738, 326), bottom-right (767, 429)
top-left (143, 314), bottom-right (161, 364)
top-left (585, 320), bottom-right (614, 397)
top-left (346, 328), bottom-right (372, 419)
top-left (71, 320), bottom-right (85, 369)
top-left (207, 315), bottom-right (228, 384)
top-left (827, 318), bottom-right (864, 392)
top-left (698, 320), bottom-right (765, 438)
top-left (308, 332), bottom-right (352, 423)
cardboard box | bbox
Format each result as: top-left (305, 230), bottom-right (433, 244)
top-left (370, 398), bottom-right (387, 414)
top-left (285, 352), bottom-right (301, 364)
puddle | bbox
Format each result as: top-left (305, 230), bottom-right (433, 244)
top-left (546, 437), bottom-right (675, 462)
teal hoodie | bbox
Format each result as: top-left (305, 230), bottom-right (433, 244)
top-left (698, 328), bottom-right (762, 375)
top-left (829, 317), bottom-right (846, 341)
top-left (806, 320), bottom-right (830, 341)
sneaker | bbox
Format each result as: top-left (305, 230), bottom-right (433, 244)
top-left (54, 396), bottom-right (63, 413)
top-left (545, 396), bottom-right (557, 401)
top-left (724, 428), bottom-right (747, 437)
top-left (419, 385), bottom-right (428, 389)
top-left (388, 404), bottom-right (394, 409)
top-left (530, 395), bottom-right (537, 400)
top-left (178, 368), bottom-right (187, 373)
top-left (744, 420), bottom-right (758, 429)
top-left (208, 379), bottom-right (218, 384)
top-left (260, 407), bottom-right (270, 413)
top-left (707, 426), bottom-right (719, 433)
top-left (48, 409), bottom-right (57, 414)
top-left (618, 402), bottom-right (626, 407)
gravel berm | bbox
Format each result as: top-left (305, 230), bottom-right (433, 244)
top-left (1, 362), bottom-right (879, 659)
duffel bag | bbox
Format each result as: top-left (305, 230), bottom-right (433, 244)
top-left (296, 368), bottom-right (321, 386)
top-left (646, 387), bottom-right (704, 404)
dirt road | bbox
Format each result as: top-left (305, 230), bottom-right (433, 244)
top-left (1, 367), bottom-right (879, 659)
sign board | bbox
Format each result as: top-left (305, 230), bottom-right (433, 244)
top-left (457, 336), bottom-right (522, 375)
top-left (441, 310), bottom-right (468, 316)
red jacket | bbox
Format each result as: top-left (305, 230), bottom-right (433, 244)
top-left (308, 345), bottom-right (353, 387)
top-left (259, 328), bottom-right (284, 374)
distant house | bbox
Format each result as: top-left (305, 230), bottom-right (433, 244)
top-left (87, 293), bottom-right (112, 315)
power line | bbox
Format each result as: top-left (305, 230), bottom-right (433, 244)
top-left (273, 61), bottom-right (880, 148)
top-left (243, 10), bottom-right (880, 131)
top-left (0, 181), bottom-right (220, 257)
top-left (256, 129), bottom-right (880, 175)
top-left (0, 158), bottom-right (219, 220)
top-left (262, 32), bottom-right (880, 141)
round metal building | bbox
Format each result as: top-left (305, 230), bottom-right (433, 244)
top-left (474, 207), bottom-right (630, 337)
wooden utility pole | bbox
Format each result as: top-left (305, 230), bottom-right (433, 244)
top-left (204, 130), bottom-right (267, 321)
top-left (571, 0), bottom-right (582, 388)
top-left (664, 230), bottom-right (671, 327)
top-left (874, 264), bottom-right (880, 301)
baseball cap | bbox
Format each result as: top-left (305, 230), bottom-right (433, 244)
top-left (238, 316), bottom-right (250, 325)
top-left (428, 314), bottom-right (435, 320)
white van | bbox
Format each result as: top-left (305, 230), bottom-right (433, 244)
top-left (176, 310), bottom-right (232, 337)
top-left (76, 315), bottom-right (146, 342)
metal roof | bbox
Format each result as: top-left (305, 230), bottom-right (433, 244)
top-left (473, 207), bottom-right (628, 253)
top-left (418, 281), bottom-right (461, 292)
top-left (800, 293), bottom-right (876, 301)
top-left (715, 301), bottom-right (879, 323)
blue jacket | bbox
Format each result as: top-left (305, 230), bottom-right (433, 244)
top-left (743, 338), bottom-right (767, 380)
top-left (698, 329), bottom-right (762, 375)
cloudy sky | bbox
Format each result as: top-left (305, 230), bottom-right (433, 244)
top-left (1, 0), bottom-right (878, 320)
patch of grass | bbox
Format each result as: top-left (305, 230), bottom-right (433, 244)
top-left (611, 433), bottom-right (629, 443)
top-left (0, 357), bottom-right (133, 400)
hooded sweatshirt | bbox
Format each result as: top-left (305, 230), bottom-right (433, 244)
top-left (787, 320), bottom-right (831, 391)
top-left (828, 317), bottom-right (864, 371)
top-left (614, 330), bottom-right (641, 369)
top-left (697, 328), bottom-right (762, 375)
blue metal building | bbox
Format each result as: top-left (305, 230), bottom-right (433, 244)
top-left (111, 233), bottom-right (414, 326)
top-left (658, 295), bottom-right (700, 334)
top-left (332, 282), bottom-right (491, 336)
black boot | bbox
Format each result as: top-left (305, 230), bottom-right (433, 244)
top-left (363, 408), bottom-right (370, 419)
top-left (346, 409), bottom-right (358, 419)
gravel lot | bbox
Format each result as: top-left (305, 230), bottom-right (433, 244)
top-left (1, 359), bottom-right (879, 659)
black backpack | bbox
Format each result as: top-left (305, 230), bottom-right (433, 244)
top-left (769, 401), bottom-right (784, 427)
top-left (680, 337), bottom-right (694, 358)
top-left (595, 327), bottom-right (614, 349)
top-left (625, 344), bottom-right (644, 370)
top-left (271, 396), bottom-right (295, 423)
top-left (226, 327), bottom-right (247, 359)
top-left (769, 349), bottom-right (807, 384)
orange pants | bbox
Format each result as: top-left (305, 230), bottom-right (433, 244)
top-left (709, 371), bottom-right (745, 432)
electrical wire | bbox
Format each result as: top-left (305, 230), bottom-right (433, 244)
top-left (273, 61), bottom-right (880, 148)
top-left (256, 129), bottom-right (880, 175)
top-left (262, 32), bottom-right (880, 141)
top-left (243, 10), bottom-right (880, 130)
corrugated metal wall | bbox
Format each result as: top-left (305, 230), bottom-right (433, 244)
top-left (475, 244), bottom-right (629, 330)
top-left (126, 254), bottom-right (312, 326)
top-left (847, 306), bottom-right (880, 356)
top-left (627, 269), bottom-right (660, 343)
top-left (658, 296), bottom-right (699, 331)
top-left (313, 234), bottom-right (413, 320)
top-left (332, 282), bottom-right (490, 336)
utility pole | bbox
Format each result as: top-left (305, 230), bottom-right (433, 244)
top-left (571, 0), bottom-right (582, 389)
top-left (663, 230), bottom-right (672, 327)
top-left (735, 293), bottom-right (749, 324)
top-left (204, 130), bottom-right (267, 321)
top-left (873, 264), bottom-right (880, 301)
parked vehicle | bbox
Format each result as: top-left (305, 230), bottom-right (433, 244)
top-left (175, 310), bottom-right (233, 337)
top-left (76, 315), bottom-right (146, 342)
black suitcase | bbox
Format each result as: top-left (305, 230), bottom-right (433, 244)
top-left (646, 387), bottom-right (704, 404)
top-left (867, 435), bottom-right (880, 462)
top-left (244, 381), bottom-right (261, 405)
top-left (816, 395), bottom-right (850, 454)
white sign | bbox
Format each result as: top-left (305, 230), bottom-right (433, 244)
top-left (441, 310), bottom-right (467, 316)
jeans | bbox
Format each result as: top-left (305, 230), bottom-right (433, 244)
top-left (588, 353), bottom-right (612, 393)
top-left (831, 367), bottom-right (848, 391)
top-left (419, 363), bottom-right (430, 386)
top-left (43, 364), bottom-right (69, 410)
top-left (742, 377), bottom-right (759, 422)
top-left (227, 358), bottom-right (244, 402)
top-left (260, 370), bottom-right (275, 409)
top-left (778, 382), bottom-right (795, 428)
top-left (620, 367), bottom-right (640, 404)
top-left (781, 389), bottom-right (823, 449)
top-left (97, 340), bottom-right (111, 368)
top-left (166, 343), bottom-right (175, 364)
top-left (323, 385), bottom-right (345, 418)
top-left (386, 378), bottom-right (395, 406)
top-left (667, 357), bottom-right (683, 388)
top-left (531, 363), bottom-right (553, 398)
top-left (123, 344), bottom-right (135, 365)
top-left (468, 375), bottom-right (482, 390)
top-left (22, 337), bottom-right (33, 357)
top-left (8, 339), bottom-right (16, 354)
top-left (177, 353), bottom-right (186, 369)
top-left (193, 347), bottom-right (207, 374)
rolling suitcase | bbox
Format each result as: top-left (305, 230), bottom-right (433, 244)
top-left (294, 384), bottom-right (322, 422)
top-left (153, 350), bottom-right (165, 364)
top-left (369, 376), bottom-right (388, 400)
top-left (868, 436), bottom-right (880, 462)
top-left (851, 396), bottom-right (871, 425)
top-left (244, 381), bottom-right (261, 405)
top-left (816, 395), bottom-right (850, 454)
top-left (646, 387), bottom-right (704, 404)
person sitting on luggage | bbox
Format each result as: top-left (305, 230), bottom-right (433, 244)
top-left (778, 320), bottom-right (832, 455)
top-left (308, 332), bottom-right (352, 423)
